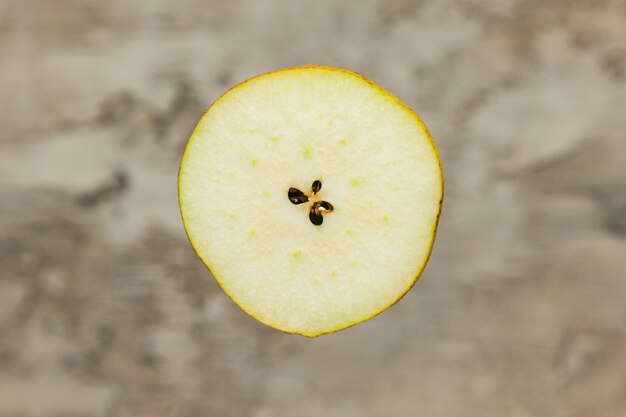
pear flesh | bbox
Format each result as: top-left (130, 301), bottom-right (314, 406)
top-left (178, 66), bottom-right (443, 337)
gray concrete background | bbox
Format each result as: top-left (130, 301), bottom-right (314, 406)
top-left (1, 1), bottom-right (625, 416)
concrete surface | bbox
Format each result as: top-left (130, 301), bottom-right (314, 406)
top-left (1, 1), bottom-right (625, 416)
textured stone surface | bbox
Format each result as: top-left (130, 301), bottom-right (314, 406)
top-left (1, 1), bottom-right (625, 416)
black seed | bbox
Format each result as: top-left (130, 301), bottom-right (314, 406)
top-left (309, 205), bottom-right (323, 225)
top-left (288, 187), bottom-right (309, 205)
top-left (318, 201), bottom-right (333, 213)
top-left (311, 180), bottom-right (322, 194)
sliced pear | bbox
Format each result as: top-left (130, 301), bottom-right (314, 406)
top-left (178, 66), bottom-right (443, 337)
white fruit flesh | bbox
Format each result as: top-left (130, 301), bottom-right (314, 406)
top-left (179, 66), bottom-right (442, 337)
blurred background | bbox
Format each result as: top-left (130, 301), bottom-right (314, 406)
top-left (1, 1), bottom-right (625, 416)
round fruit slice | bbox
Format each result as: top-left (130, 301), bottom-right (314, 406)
top-left (178, 66), bottom-right (443, 337)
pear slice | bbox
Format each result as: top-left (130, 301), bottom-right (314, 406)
top-left (178, 66), bottom-right (443, 337)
